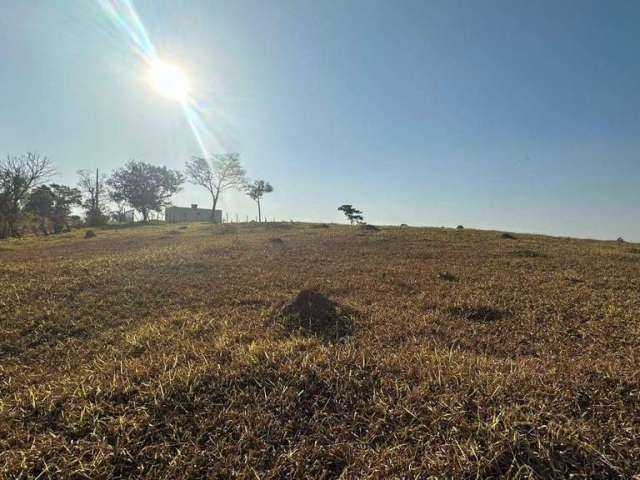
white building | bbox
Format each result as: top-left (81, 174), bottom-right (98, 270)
top-left (165, 204), bottom-right (222, 223)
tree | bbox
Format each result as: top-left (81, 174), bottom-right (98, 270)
top-left (338, 204), bottom-right (364, 225)
top-left (0, 153), bottom-right (55, 238)
top-left (25, 185), bottom-right (55, 234)
top-left (107, 160), bottom-right (184, 223)
top-left (78, 169), bottom-right (109, 226)
top-left (48, 184), bottom-right (82, 233)
top-left (24, 184), bottom-right (81, 234)
top-left (185, 153), bottom-right (246, 220)
top-left (245, 180), bottom-right (273, 223)
top-left (110, 201), bottom-right (133, 223)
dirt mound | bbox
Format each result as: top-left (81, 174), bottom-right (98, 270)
top-left (447, 305), bottom-right (507, 322)
top-left (278, 290), bottom-right (354, 340)
top-left (510, 249), bottom-right (542, 258)
top-left (438, 271), bottom-right (457, 282)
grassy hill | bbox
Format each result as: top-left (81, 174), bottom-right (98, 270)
top-left (1, 223), bottom-right (639, 478)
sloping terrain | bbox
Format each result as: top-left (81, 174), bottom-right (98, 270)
top-left (1, 223), bottom-right (639, 478)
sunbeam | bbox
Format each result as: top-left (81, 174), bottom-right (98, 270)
top-left (96, 0), bottom-right (216, 158)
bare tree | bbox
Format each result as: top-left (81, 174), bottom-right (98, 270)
top-left (246, 180), bottom-right (274, 223)
top-left (185, 153), bottom-right (246, 221)
top-left (0, 153), bottom-right (55, 238)
top-left (78, 169), bottom-right (109, 226)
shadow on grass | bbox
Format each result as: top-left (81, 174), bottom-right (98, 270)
top-left (446, 305), bottom-right (508, 322)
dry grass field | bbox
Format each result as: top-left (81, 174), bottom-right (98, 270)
top-left (1, 222), bottom-right (639, 478)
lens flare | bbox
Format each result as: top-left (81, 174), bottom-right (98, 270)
top-left (96, 0), bottom-right (215, 158)
top-left (148, 61), bottom-right (189, 102)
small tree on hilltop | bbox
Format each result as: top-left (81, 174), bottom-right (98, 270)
top-left (246, 180), bottom-right (273, 223)
top-left (107, 160), bottom-right (184, 223)
top-left (338, 204), bottom-right (364, 225)
top-left (185, 153), bottom-right (246, 221)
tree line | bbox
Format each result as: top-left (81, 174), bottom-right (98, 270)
top-left (0, 152), bottom-right (273, 239)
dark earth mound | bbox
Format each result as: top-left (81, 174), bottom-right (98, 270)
top-left (359, 224), bottom-right (380, 232)
top-left (438, 271), bottom-right (458, 281)
top-left (511, 249), bottom-right (542, 258)
top-left (279, 290), bottom-right (354, 340)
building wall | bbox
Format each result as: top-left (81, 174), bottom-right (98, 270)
top-left (165, 207), bottom-right (222, 223)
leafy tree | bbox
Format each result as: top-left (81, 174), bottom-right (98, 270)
top-left (25, 183), bottom-right (82, 235)
top-left (25, 185), bottom-right (55, 234)
top-left (338, 204), bottom-right (364, 225)
top-left (246, 180), bottom-right (273, 223)
top-left (107, 161), bottom-right (184, 223)
top-left (78, 169), bottom-right (109, 226)
top-left (49, 184), bottom-right (82, 233)
top-left (0, 153), bottom-right (54, 238)
top-left (185, 153), bottom-right (246, 220)
top-left (24, 184), bottom-right (81, 234)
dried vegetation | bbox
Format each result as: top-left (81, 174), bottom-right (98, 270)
top-left (1, 223), bottom-right (639, 478)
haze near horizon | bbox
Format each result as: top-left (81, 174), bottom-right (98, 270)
top-left (0, 0), bottom-right (638, 239)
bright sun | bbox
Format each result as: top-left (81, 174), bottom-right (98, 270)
top-left (148, 60), bottom-right (189, 102)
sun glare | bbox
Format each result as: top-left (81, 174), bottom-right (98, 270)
top-left (148, 60), bottom-right (189, 102)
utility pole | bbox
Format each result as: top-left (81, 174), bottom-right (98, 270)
top-left (95, 169), bottom-right (100, 217)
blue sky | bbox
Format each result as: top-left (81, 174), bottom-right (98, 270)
top-left (1, 0), bottom-right (638, 239)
